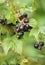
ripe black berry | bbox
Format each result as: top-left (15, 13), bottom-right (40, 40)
top-left (24, 18), bottom-right (29, 23)
top-left (23, 13), bottom-right (27, 18)
top-left (24, 25), bottom-right (28, 31)
top-left (16, 20), bottom-right (19, 24)
top-left (7, 23), bottom-right (15, 26)
top-left (5, 18), bottom-right (7, 21)
top-left (0, 19), bottom-right (5, 25)
top-left (19, 32), bottom-right (24, 36)
top-left (39, 42), bottom-right (44, 47)
top-left (16, 28), bottom-right (20, 33)
top-left (17, 35), bottom-right (21, 39)
top-left (29, 26), bottom-right (32, 29)
top-left (19, 25), bottom-right (24, 31)
top-left (34, 43), bottom-right (39, 49)
top-left (18, 15), bottom-right (23, 20)
top-left (25, 24), bottom-right (30, 29)
top-left (16, 24), bottom-right (19, 29)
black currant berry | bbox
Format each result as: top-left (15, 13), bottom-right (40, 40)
top-left (18, 15), bottom-right (23, 20)
top-left (29, 26), bottom-right (32, 29)
top-left (34, 43), bottom-right (39, 49)
top-left (19, 25), bottom-right (24, 31)
top-left (16, 20), bottom-right (19, 24)
top-left (17, 35), bottom-right (21, 39)
top-left (7, 23), bottom-right (15, 26)
top-left (24, 18), bottom-right (29, 23)
top-left (23, 13), bottom-right (27, 18)
top-left (39, 42), bottom-right (44, 47)
top-left (4, 19), bottom-right (7, 24)
top-left (0, 19), bottom-right (5, 25)
top-left (0, 19), bottom-right (2, 23)
top-left (24, 25), bottom-right (28, 31)
top-left (25, 24), bottom-right (29, 29)
top-left (16, 24), bottom-right (19, 29)
top-left (16, 28), bottom-right (20, 33)
top-left (19, 32), bottom-right (24, 36)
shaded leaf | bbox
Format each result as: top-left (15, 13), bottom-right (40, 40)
top-left (2, 37), bottom-right (13, 54)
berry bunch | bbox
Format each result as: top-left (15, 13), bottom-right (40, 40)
top-left (0, 13), bottom-right (32, 39)
top-left (0, 19), bottom-right (15, 26)
top-left (15, 13), bottom-right (32, 39)
top-left (34, 41), bottom-right (44, 50)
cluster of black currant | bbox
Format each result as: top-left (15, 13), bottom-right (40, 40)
top-left (34, 41), bottom-right (44, 50)
top-left (0, 13), bottom-right (32, 39)
top-left (15, 13), bottom-right (32, 39)
top-left (0, 15), bottom-right (44, 50)
top-left (0, 19), bottom-right (15, 26)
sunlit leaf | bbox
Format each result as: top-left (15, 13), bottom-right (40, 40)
top-left (0, 0), bottom-right (5, 3)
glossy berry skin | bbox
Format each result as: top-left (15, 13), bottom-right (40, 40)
top-left (17, 35), bottom-right (21, 39)
top-left (25, 24), bottom-right (30, 29)
top-left (16, 28), bottom-right (20, 33)
top-left (39, 42), bottom-right (44, 47)
top-left (19, 32), bottom-right (24, 36)
top-left (24, 24), bottom-right (28, 31)
top-left (16, 24), bottom-right (20, 32)
top-left (19, 25), bottom-right (24, 31)
top-left (34, 43), bottom-right (39, 49)
top-left (24, 26), bottom-right (28, 31)
top-left (24, 18), bottom-right (29, 23)
top-left (16, 24), bottom-right (19, 29)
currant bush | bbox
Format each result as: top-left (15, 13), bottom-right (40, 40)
top-left (0, 0), bottom-right (45, 65)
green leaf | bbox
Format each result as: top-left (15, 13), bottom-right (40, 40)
top-left (32, 12), bottom-right (45, 26)
top-left (9, 0), bottom-right (32, 8)
top-left (2, 37), bottom-right (12, 54)
top-left (29, 28), bottom-right (39, 41)
top-left (29, 18), bottom-right (38, 28)
top-left (22, 36), bottom-right (45, 62)
top-left (0, 0), bottom-right (5, 3)
top-left (12, 36), bottom-right (23, 55)
top-left (2, 36), bottom-right (23, 55)
top-left (33, 0), bottom-right (45, 12)
top-left (0, 4), bottom-right (16, 24)
top-left (39, 26), bottom-right (45, 35)
top-left (32, 11), bottom-right (45, 35)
